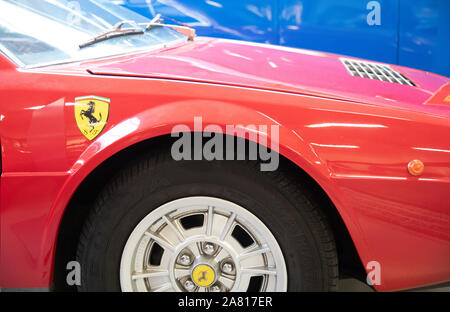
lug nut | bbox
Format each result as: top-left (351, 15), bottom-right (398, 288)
top-left (178, 253), bottom-right (192, 266)
top-left (222, 262), bottom-right (234, 274)
top-left (210, 285), bottom-right (221, 292)
top-left (203, 243), bottom-right (216, 255)
top-left (184, 279), bottom-right (195, 291)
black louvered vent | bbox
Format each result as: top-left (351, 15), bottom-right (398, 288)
top-left (341, 58), bottom-right (415, 86)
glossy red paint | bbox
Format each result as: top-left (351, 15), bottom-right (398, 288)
top-left (0, 38), bottom-right (449, 291)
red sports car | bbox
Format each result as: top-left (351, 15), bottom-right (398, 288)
top-left (0, 0), bottom-right (449, 292)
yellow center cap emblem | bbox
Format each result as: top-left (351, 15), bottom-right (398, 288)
top-left (192, 264), bottom-right (215, 287)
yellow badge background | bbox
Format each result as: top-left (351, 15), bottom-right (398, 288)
top-left (192, 264), bottom-right (215, 287)
top-left (74, 96), bottom-right (110, 141)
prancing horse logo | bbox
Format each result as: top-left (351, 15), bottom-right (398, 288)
top-left (74, 95), bottom-right (110, 141)
top-left (80, 101), bottom-right (102, 132)
top-left (198, 270), bottom-right (207, 282)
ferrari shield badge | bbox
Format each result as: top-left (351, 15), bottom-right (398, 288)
top-left (74, 95), bottom-right (110, 140)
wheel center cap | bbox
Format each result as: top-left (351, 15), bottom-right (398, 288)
top-left (192, 264), bottom-right (215, 287)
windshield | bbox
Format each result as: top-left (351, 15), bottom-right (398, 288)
top-left (0, 0), bottom-right (186, 67)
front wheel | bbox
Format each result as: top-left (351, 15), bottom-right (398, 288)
top-left (77, 156), bottom-right (338, 292)
top-left (120, 196), bottom-right (287, 292)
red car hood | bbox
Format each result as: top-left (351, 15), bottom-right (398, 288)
top-left (86, 37), bottom-right (450, 116)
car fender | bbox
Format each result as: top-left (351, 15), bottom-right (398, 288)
top-left (43, 97), bottom-right (369, 283)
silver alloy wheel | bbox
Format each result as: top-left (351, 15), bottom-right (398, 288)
top-left (120, 197), bottom-right (287, 292)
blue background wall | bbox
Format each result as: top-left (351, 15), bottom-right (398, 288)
top-left (118, 0), bottom-right (450, 77)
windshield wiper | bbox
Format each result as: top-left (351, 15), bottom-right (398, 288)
top-left (140, 14), bottom-right (196, 41)
top-left (79, 15), bottom-right (196, 49)
top-left (79, 20), bottom-right (144, 49)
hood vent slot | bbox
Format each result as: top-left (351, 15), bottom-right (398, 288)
top-left (341, 58), bottom-right (415, 86)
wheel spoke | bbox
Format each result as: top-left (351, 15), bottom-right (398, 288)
top-left (233, 274), bottom-right (251, 292)
top-left (144, 231), bottom-right (175, 252)
top-left (240, 266), bottom-right (277, 276)
top-left (218, 275), bottom-right (235, 289)
top-left (206, 206), bottom-right (214, 236)
top-left (238, 244), bottom-right (270, 261)
top-left (162, 215), bottom-right (185, 242)
top-left (214, 247), bottom-right (230, 263)
top-left (174, 267), bottom-right (191, 279)
top-left (219, 212), bottom-right (236, 240)
top-left (132, 269), bottom-right (169, 280)
top-left (152, 283), bottom-right (172, 292)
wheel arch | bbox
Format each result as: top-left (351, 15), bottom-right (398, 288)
top-left (52, 130), bottom-right (366, 290)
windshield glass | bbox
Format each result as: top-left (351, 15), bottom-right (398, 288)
top-left (0, 0), bottom-right (185, 67)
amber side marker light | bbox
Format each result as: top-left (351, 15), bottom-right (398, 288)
top-left (408, 160), bottom-right (424, 176)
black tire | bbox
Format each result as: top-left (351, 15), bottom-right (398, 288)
top-left (77, 150), bottom-right (338, 292)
